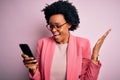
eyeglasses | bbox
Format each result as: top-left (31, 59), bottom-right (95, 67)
top-left (46, 22), bottom-right (67, 30)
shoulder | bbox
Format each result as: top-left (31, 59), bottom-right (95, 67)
top-left (37, 36), bottom-right (53, 45)
top-left (38, 36), bottom-right (52, 42)
top-left (71, 34), bottom-right (90, 45)
top-left (70, 34), bottom-right (91, 59)
top-left (76, 36), bottom-right (89, 42)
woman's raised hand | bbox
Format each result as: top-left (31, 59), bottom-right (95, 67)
top-left (91, 29), bottom-right (111, 63)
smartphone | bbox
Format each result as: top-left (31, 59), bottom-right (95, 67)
top-left (19, 44), bottom-right (35, 58)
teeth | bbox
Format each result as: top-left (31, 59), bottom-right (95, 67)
top-left (54, 34), bottom-right (60, 36)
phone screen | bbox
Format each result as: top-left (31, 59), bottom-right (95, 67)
top-left (19, 44), bottom-right (35, 58)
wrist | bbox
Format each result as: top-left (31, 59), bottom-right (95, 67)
top-left (91, 56), bottom-right (98, 61)
top-left (91, 56), bottom-right (99, 65)
top-left (29, 67), bottom-right (37, 75)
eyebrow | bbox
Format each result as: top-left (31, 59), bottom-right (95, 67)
top-left (49, 22), bottom-right (61, 25)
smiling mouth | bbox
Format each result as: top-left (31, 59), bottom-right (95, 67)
top-left (54, 34), bottom-right (60, 36)
top-left (53, 34), bottom-right (61, 38)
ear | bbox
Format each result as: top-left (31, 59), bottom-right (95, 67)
top-left (67, 23), bottom-right (72, 29)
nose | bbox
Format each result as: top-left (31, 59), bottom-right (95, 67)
top-left (51, 27), bottom-right (57, 32)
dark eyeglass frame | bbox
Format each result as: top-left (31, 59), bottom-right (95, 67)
top-left (46, 22), bottom-right (67, 30)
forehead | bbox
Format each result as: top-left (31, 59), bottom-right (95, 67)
top-left (49, 14), bottom-right (66, 24)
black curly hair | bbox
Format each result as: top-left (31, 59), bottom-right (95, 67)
top-left (42, 0), bottom-right (80, 31)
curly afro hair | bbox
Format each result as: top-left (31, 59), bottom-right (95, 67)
top-left (42, 0), bottom-right (80, 31)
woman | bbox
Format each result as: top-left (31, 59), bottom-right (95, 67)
top-left (21, 1), bottom-right (111, 80)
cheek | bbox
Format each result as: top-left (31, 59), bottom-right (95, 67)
top-left (60, 28), bottom-right (69, 35)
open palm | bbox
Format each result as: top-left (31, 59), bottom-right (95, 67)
top-left (92, 29), bottom-right (111, 61)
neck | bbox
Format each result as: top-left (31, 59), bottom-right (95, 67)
top-left (59, 32), bottom-right (70, 44)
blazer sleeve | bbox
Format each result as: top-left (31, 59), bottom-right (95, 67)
top-left (29, 40), bottom-right (43, 80)
top-left (81, 39), bottom-right (101, 80)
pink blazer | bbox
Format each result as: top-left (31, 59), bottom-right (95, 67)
top-left (29, 34), bottom-right (101, 80)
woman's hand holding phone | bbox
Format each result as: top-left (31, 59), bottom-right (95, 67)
top-left (21, 54), bottom-right (38, 75)
top-left (19, 44), bottom-right (38, 75)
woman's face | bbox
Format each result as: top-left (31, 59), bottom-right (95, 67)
top-left (49, 14), bottom-right (71, 44)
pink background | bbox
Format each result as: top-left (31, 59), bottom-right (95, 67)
top-left (0, 0), bottom-right (120, 80)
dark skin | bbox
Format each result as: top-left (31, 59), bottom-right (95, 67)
top-left (91, 29), bottom-right (111, 64)
top-left (21, 14), bottom-right (111, 75)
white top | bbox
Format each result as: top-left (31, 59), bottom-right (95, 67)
top-left (50, 43), bottom-right (68, 80)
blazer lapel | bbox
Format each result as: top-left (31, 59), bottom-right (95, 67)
top-left (66, 34), bottom-right (82, 80)
top-left (44, 37), bottom-right (56, 80)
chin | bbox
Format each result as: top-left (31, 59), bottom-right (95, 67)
top-left (54, 39), bottom-right (61, 43)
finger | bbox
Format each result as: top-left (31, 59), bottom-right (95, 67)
top-left (21, 54), bottom-right (35, 60)
top-left (24, 61), bottom-right (37, 64)
top-left (23, 59), bottom-right (37, 64)
top-left (25, 63), bottom-right (37, 69)
top-left (97, 29), bottom-right (111, 44)
top-left (101, 29), bottom-right (111, 39)
top-left (24, 57), bottom-right (35, 61)
top-left (21, 54), bottom-right (29, 58)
